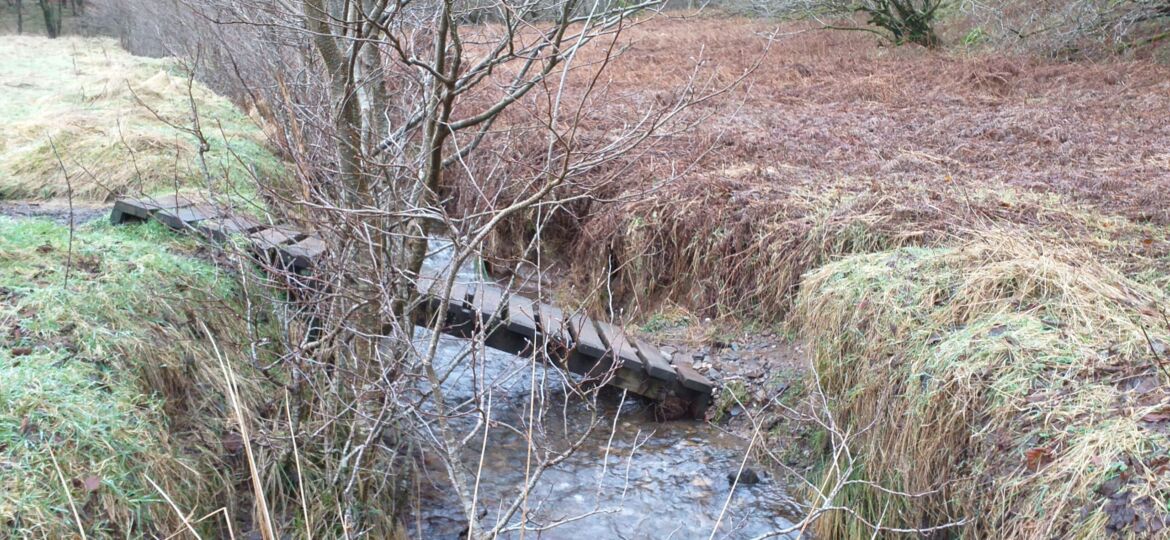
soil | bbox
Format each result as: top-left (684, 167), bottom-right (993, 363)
top-left (0, 199), bottom-right (109, 225)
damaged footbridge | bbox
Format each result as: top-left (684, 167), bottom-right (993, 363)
top-left (110, 194), bottom-right (716, 417)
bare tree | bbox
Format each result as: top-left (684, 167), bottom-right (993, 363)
top-left (88, 0), bottom-right (740, 536)
top-left (37, 0), bottom-right (62, 37)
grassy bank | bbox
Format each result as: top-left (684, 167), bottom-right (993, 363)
top-left (0, 218), bottom-right (273, 537)
top-left (0, 36), bottom-right (281, 201)
top-left (596, 178), bottom-right (1170, 535)
top-left (567, 172), bottom-right (1170, 322)
top-left (795, 234), bottom-right (1170, 537)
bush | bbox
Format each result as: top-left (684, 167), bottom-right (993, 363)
top-left (854, 0), bottom-right (945, 46)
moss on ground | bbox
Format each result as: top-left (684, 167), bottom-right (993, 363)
top-left (0, 36), bottom-right (282, 201)
top-left (0, 217), bottom-right (269, 537)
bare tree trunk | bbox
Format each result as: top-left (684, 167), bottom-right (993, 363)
top-left (37, 0), bottom-right (60, 37)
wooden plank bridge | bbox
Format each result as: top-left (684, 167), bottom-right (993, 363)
top-left (110, 194), bottom-right (715, 417)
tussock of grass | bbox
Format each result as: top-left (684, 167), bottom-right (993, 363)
top-left (0, 36), bottom-right (282, 201)
top-left (796, 231), bottom-right (1170, 538)
top-left (0, 218), bottom-right (269, 537)
top-left (576, 172), bottom-right (1169, 320)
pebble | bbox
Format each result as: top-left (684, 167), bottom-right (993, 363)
top-left (727, 467), bottom-right (762, 486)
top-left (690, 476), bottom-right (713, 489)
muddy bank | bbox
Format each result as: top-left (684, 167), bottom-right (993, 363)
top-left (0, 200), bottom-right (108, 225)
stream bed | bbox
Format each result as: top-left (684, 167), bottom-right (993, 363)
top-left (412, 243), bottom-right (800, 539)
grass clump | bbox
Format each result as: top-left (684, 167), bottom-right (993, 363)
top-left (0, 36), bottom-right (282, 201)
top-left (796, 231), bottom-right (1170, 538)
top-left (575, 171), bottom-right (1165, 322)
top-left (0, 217), bottom-right (268, 537)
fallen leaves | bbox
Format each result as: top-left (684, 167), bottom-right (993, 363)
top-left (1024, 447), bottom-right (1053, 471)
top-left (222, 432), bottom-right (244, 454)
top-left (72, 475), bottom-right (101, 493)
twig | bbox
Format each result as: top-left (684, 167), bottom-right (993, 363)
top-left (1137, 321), bottom-right (1170, 382)
top-left (47, 446), bottom-right (87, 540)
top-left (47, 135), bottom-right (74, 289)
top-left (144, 474), bottom-right (204, 540)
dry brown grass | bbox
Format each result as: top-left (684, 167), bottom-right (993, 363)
top-left (448, 15), bottom-right (1170, 317)
top-left (796, 232), bottom-right (1170, 538)
top-left (0, 36), bottom-right (281, 202)
top-left (573, 170), bottom-right (1170, 320)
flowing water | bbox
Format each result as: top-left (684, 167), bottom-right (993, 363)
top-left (412, 242), bottom-right (799, 539)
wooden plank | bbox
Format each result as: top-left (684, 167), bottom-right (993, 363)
top-left (199, 214), bottom-right (267, 241)
top-left (593, 320), bottom-right (646, 372)
top-left (155, 204), bottom-right (223, 230)
top-left (608, 366), bottom-right (669, 400)
top-left (568, 314), bottom-right (608, 359)
top-left (110, 199), bottom-right (149, 223)
top-left (285, 236), bottom-right (327, 270)
top-left (111, 194), bottom-right (192, 221)
top-left (471, 283), bottom-right (507, 322)
top-left (506, 294), bottom-right (538, 339)
top-left (631, 336), bottom-right (677, 382)
top-left (536, 302), bottom-right (570, 344)
top-left (445, 283), bottom-right (470, 310)
top-left (248, 226), bottom-right (305, 250)
top-left (673, 362), bottom-right (715, 394)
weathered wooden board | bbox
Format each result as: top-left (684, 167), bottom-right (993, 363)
top-left (593, 320), bottom-right (646, 372)
top-left (155, 204), bottom-right (223, 230)
top-left (110, 194), bottom-right (194, 222)
top-left (248, 226), bottom-right (305, 250)
top-left (631, 336), bottom-right (677, 382)
top-left (568, 314), bottom-right (608, 359)
top-left (506, 294), bottom-right (539, 339)
top-left (471, 283), bottom-right (507, 323)
top-left (673, 362), bottom-right (715, 393)
top-left (445, 283), bottom-right (473, 313)
top-left (284, 236), bottom-right (327, 270)
top-left (110, 200), bottom-right (146, 224)
top-left (198, 214), bottom-right (267, 241)
top-left (536, 302), bottom-right (570, 343)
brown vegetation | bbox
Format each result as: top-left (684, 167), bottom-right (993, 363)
top-left (444, 16), bottom-right (1170, 536)
top-left (451, 14), bottom-right (1170, 318)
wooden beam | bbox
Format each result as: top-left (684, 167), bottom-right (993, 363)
top-left (568, 314), bottom-right (608, 359)
top-left (506, 294), bottom-right (538, 339)
top-left (631, 336), bottom-right (678, 382)
top-left (593, 319), bottom-right (646, 372)
top-left (155, 204), bottom-right (223, 230)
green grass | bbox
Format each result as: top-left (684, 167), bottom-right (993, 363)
top-left (796, 233), bottom-right (1170, 538)
top-left (0, 36), bottom-right (283, 202)
top-left (0, 217), bottom-right (252, 537)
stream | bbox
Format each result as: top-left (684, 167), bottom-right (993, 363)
top-left (411, 242), bottom-right (800, 539)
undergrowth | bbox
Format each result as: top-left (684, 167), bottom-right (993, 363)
top-left (0, 218), bottom-right (271, 537)
top-left (796, 232), bottom-right (1170, 538)
top-left (575, 173), bottom-right (1170, 321)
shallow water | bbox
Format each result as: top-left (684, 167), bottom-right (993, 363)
top-left (412, 241), bottom-right (799, 539)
